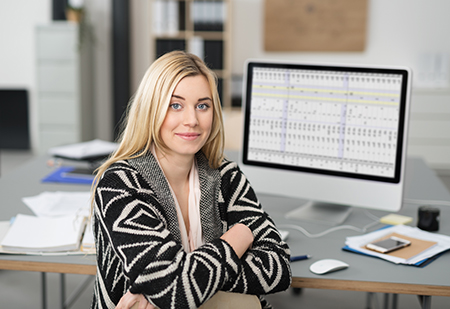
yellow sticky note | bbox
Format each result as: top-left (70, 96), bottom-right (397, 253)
top-left (380, 214), bottom-right (413, 225)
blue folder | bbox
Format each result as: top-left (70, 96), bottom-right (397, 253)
top-left (42, 166), bottom-right (94, 185)
top-left (342, 224), bottom-right (449, 268)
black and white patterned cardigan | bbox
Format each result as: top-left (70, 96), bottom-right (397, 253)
top-left (90, 151), bottom-right (291, 309)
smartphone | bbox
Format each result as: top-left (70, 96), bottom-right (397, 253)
top-left (366, 236), bottom-right (411, 253)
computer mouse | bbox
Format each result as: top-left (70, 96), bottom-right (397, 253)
top-left (309, 259), bottom-right (349, 275)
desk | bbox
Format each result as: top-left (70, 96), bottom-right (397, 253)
top-left (257, 157), bottom-right (450, 309)
top-left (0, 156), bottom-right (96, 309)
top-left (0, 156), bottom-right (96, 275)
top-left (1, 156), bottom-right (449, 309)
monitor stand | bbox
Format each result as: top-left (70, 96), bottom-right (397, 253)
top-left (285, 201), bottom-right (352, 226)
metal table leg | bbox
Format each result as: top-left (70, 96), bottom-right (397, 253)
top-left (418, 295), bottom-right (432, 309)
top-left (41, 272), bottom-right (47, 309)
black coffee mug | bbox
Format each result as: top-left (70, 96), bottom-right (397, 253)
top-left (417, 206), bottom-right (440, 232)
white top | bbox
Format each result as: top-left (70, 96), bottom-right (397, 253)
top-left (152, 146), bottom-right (204, 252)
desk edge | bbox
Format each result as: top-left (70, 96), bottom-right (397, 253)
top-left (292, 277), bottom-right (450, 297)
top-left (0, 260), bottom-right (96, 275)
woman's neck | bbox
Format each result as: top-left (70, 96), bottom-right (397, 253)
top-left (154, 147), bottom-right (194, 234)
top-left (155, 148), bottom-right (194, 187)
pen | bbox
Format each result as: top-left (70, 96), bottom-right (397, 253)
top-left (290, 255), bottom-right (312, 262)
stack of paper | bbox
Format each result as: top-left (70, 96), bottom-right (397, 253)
top-left (48, 139), bottom-right (118, 161)
top-left (0, 214), bottom-right (86, 253)
top-left (22, 191), bottom-right (91, 218)
top-left (81, 221), bottom-right (95, 253)
top-left (344, 225), bottom-right (450, 266)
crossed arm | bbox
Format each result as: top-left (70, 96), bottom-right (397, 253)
top-left (115, 223), bottom-right (254, 309)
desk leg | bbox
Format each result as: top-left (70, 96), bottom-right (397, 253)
top-left (61, 273), bottom-right (66, 309)
top-left (383, 293), bottom-right (389, 309)
top-left (41, 272), bottom-right (47, 309)
top-left (418, 295), bottom-right (432, 309)
top-left (366, 292), bottom-right (374, 309)
top-left (366, 293), bottom-right (398, 309)
top-left (392, 294), bottom-right (398, 309)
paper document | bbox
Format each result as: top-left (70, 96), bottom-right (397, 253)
top-left (1, 214), bottom-right (86, 253)
top-left (81, 221), bottom-right (95, 253)
top-left (22, 191), bottom-right (91, 217)
top-left (48, 139), bottom-right (118, 160)
top-left (345, 225), bottom-right (450, 265)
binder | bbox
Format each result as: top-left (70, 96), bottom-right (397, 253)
top-left (192, 0), bottom-right (225, 31)
top-left (204, 40), bottom-right (223, 70)
top-left (156, 39), bottom-right (186, 58)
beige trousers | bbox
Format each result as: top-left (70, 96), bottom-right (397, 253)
top-left (199, 291), bottom-right (261, 309)
top-left (131, 291), bottom-right (261, 309)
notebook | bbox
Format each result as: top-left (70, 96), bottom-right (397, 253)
top-left (1, 214), bottom-right (86, 253)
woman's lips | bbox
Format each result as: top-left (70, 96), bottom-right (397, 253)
top-left (176, 133), bottom-right (201, 141)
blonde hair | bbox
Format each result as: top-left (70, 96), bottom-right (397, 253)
top-left (92, 51), bottom-right (224, 195)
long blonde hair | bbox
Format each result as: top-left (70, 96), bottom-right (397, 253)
top-left (92, 51), bottom-right (225, 196)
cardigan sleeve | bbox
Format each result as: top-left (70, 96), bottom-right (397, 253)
top-left (218, 160), bottom-right (292, 295)
top-left (94, 162), bottom-right (243, 308)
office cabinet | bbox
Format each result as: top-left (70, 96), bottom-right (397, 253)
top-left (150, 0), bottom-right (232, 107)
top-left (35, 22), bottom-right (93, 154)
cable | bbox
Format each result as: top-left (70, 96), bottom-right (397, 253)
top-left (279, 210), bottom-right (381, 238)
top-left (279, 198), bottom-right (450, 238)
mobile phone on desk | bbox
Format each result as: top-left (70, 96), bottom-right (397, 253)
top-left (366, 236), bottom-right (411, 254)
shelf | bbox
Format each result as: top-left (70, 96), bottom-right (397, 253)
top-left (150, 0), bottom-right (232, 107)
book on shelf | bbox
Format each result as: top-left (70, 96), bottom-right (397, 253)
top-left (204, 40), bottom-right (223, 70)
top-left (191, 0), bottom-right (226, 32)
top-left (156, 39), bottom-right (187, 58)
top-left (0, 214), bottom-right (87, 253)
top-left (152, 0), bottom-right (186, 36)
top-left (189, 36), bottom-right (205, 60)
top-left (153, 0), bottom-right (226, 35)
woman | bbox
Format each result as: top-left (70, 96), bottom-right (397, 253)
top-left (90, 51), bottom-right (291, 309)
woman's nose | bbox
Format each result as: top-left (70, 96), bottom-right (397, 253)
top-left (183, 108), bottom-right (199, 127)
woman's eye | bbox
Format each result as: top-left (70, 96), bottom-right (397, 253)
top-left (170, 103), bottom-right (182, 110)
top-left (197, 103), bottom-right (210, 110)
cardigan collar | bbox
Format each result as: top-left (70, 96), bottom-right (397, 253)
top-left (127, 151), bottom-right (223, 244)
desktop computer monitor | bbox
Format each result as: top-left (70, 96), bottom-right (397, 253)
top-left (239, 59), bottom-right (412, 225)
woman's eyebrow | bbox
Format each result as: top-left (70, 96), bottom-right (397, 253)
top-left (171, 94), bottom-right (185, 100)
top-left (198, 97), bottom-right (212, 102)
top-left (172, 94), bottom-right (212, 102)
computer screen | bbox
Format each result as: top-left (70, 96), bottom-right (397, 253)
top-left (240, 60), bottom-right (411, 225)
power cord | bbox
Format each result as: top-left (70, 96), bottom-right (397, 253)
top-left (279, 210), bottom-right (381, 238)
top-left (279, 196), bottom-right (450, 238)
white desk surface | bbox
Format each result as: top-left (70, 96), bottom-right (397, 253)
top-left (1, 155), bottom-right (450, 296)
top-left (0, 156), bottom-right (95, 274)
top-left (255, 156), bottom-right (450, 297)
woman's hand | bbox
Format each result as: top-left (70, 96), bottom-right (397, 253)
top-left (220, 223), bottom-right (254, 258)
top-left (115, 291), bottom-right (155, 309)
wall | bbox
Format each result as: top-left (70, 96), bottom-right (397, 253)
top-left (229, 0), bottom-right (450, 168)
top-left (0, 0), bottom-right (113, 153)
top-left (0, 0), bottom-right (51, 151)
top-left (231, 0), bottom-right (450, 76)
top-left (2, 0), bottom-right (450, 168)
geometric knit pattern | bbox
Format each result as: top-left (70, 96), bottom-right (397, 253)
top-left (90, 151), bottom-right (291, 309)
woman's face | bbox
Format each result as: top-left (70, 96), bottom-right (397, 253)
top-left (160, 75), bottom-right (213, 160)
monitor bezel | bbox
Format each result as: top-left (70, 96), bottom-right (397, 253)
top-left (242, 60), bottom-right (411, 185)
